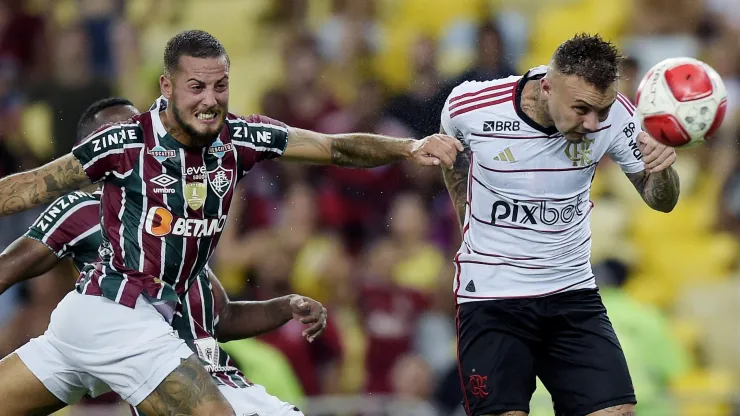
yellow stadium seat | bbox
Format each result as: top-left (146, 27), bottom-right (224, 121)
top-left (521, 0), bottom-right (629, 71)
top-left (625, 273), bottom-right (678, 308)
top-left (20, 103), bottom-right (54, 160)
top-left (373, 0), bottom-right (487, 90)
top-left (670, 369), bottom-right (735, 416)
top-left (670, 318), bottom-right (700, 367)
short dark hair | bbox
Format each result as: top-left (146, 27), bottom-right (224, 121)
top-left (77, 97), bottom-right (134, 143)
top-left (163, 29), bottom-right (229, 75)
top-left (552, 33), bottom-right (623, 91)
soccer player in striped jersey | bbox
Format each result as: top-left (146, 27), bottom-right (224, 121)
top-left (441, 34), bottom-right (680, 416)
top-left (0, 29), bottom-right (462, 416)
top-left (0, 97), bottom-right (324, 415)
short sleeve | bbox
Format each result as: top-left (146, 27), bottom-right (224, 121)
top-left (229, 115), bottom-right (290, 177)
top-left (72, 123), bottom-right (141, 183)
top-left (607, 103), bottom-right (645, 174)
top-left (25, 192), bottom-right (101, 258)
top-left (441, 85), bottom-right (470, 146)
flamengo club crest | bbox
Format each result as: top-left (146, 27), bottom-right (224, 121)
top-left (207, 166), bottom-right (233, 198)
top-left (184, 182), bottom-right (207, 210)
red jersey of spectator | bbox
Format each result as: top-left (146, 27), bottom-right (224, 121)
top-left (360, 281), bottom-right (430, 393)
top-left (260, 314), bottom-right (343, 396)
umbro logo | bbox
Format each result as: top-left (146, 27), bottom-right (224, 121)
top-left (151, 174), bottom-right (177, 194)
top-left (493, 147), bottom-right (516, 163)
top-left (483, 120), bottom-right (520, 132)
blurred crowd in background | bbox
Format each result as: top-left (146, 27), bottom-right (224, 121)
top-left (0, 0), bottom-right (739, 415)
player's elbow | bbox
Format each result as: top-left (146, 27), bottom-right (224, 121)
top-left (0, 255), bottom-right (17, 296)
top-left (648, 195), bottom-right (679, 213)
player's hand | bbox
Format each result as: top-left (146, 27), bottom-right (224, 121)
top-left (289, 295), bottom-right (327, 343)
top-left (408, 134), bottom-right (463, 168)
top-left (637, 132), bottom-right (676, 173)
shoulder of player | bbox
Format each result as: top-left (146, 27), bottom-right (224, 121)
top-left (226, 113), bottom-right (288, 130)
top-left (28, 191), bottom-right (100, 235)
top-left (224, 113), bottom-right (289, 148)
top-left (75, 117), bottom-right (145, 151)
top-left (610, 92), bottom-right (637, 123)
top-left (446, 76), bottom-right (521, 104)
top-left (42, 191), bottom-right (100, 221)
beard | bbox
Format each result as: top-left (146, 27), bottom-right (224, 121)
top-left (171, 99), bottom-right (225, 147)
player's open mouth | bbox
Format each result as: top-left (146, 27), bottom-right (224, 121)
top-left (197, 112), bottom-right (218, 124)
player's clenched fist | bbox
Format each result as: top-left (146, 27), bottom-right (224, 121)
top-left (408, 134), bottom-right (463, 168)
top-left (637, 131), bottom-right (676, 173)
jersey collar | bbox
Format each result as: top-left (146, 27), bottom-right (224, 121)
top-left (514, 68), bottom-right (559, 136)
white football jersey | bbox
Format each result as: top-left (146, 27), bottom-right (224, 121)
top-left (441, 66), bottom-right (645, 302)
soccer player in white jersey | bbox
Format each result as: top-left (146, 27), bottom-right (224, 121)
top-left (440, 34), bottom-right (680, 416)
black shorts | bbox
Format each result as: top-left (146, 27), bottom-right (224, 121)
top-left (456, 288), bottom-right (636, 416)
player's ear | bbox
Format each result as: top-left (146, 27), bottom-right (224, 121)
top-left (160, 74), bottom-right (173, 100)
top-left (540, 78), bottom-right (552, 97)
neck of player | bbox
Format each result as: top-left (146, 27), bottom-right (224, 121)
top-left (521, 80), bottom-right (554, 128)
top-left (160, 110), bottom-right (209, 148)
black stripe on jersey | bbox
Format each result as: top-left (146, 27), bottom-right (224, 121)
top-left (514, 70), bottom-right (558, 135)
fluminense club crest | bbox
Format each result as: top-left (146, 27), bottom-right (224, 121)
top-left (207, 166), bottom-right (233, 198)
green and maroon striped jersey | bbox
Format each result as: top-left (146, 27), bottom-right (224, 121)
top-left (71, 107), bottom-right (288, 307)
top-left (25, 191), bottom-right (102, 271)
top-left (174, 270), bottom-right (251, 388)
top-left (24, 191), bottom-right (250, 387)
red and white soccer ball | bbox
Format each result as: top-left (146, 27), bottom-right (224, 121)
top-left (635, 57), bottom-right (728, 147)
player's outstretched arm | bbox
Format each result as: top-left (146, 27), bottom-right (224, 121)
top-left (209, 268), bottom-right (327, 342)
top-left (0, 154), bottom-right (91, 216)
top-left (625, 132), bottom-right (680, 213)
top-left (0, 237), bottom-right (60, 296)
top-left (281, 127), bottom-right (462, 168)
top-left (440, 126), bottom-right (471, 230)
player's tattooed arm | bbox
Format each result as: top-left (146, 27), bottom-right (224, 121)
top-left (136, 355), bottom-right (235, 416)
top-left (282, 127), bottom-right (461, 168)
top-left (0, 237), bottom-right (60, 296)
top-left (440, 125), bottom-right (471, 230)
top-left (282, 127), bottom-right (415, 167)
top-left (626, 167), bottom-right (680, 213)
top-left (210, 268), bottom-right (327, 342)
top-left (0, 154), bottom-right (91, 216)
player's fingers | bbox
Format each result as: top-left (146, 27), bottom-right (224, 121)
top-left (437, 134), bottom-right (464, 152)
top-left (299, 307), bottom-right (321, 324)
top-left (304, 311), bottom-right (327, 341)
top-left (648, 150), bottom-right (676, 173)
top-left (637, 131), bottom-right (651, 145)
top-left (416, 155), bottom-right (440, 167)
top-left (434, 135), bottom-right (459, 154)
top-left (645, 148), bottom-right (673, 171)
top-left (425, 142), bottom-right (455, 167)
top-left (641, 148), bottom-right (660, 166)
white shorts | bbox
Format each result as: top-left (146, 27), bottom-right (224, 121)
top-left (16, 291), bottom-right (194, 406)
top-left (131, 384), bottom-right (303, 416)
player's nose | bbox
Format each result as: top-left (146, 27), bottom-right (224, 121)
top-left (582, 113), bottom-right (600, 132)
top-left (201, 89), bottom-right (218, 108)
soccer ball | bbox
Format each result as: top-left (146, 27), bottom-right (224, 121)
top-left (635, 57), bottom-right (728, 147)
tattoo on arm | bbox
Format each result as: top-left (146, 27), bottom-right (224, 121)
top-left (626, 167), bottom-right (680, 213)
top-left (0, 154), bottom-right (90, 216)
top-left (440, 126), bottom-right (470, 229)
top-left (330, 134), bottom-right (414, 168)
top-left (284, 127), bottom-right (414, 167)
top-left (137, 355), bottom-right (234, 416)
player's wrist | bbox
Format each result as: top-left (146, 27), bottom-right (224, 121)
top-left (401, 138), bottom-right (417, 160)
top-left (277, 294), bottom-right (298, 322)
